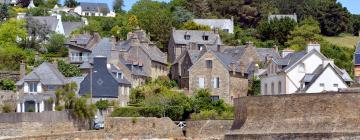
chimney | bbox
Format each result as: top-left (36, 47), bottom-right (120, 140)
top-left (93, 33), bottom-right (101, 42)
top-left (245, 41), bottom-right (253, 47)
top-left (282, 48), bottom-right (294, 58)
top-left (306, 42), bottom-right (320, 53)
top-left (323, 59), bottom-right (334, 68)
top-left (239, 61), bottom-right (245, 76)
top-left (20, 61), bottom-right (26, 80)
top-left (190, 42), bottom-right (197, 50)
top-left (111, 35), bottom-right (117, 44)
top-left (273, 45), bottom-right (278, 53)
top-left (230, 62), bottom-right (236, 75)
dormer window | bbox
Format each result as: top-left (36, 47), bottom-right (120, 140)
top-left (29, 82), bottom-right (38, 93)
top-left (202, 35), bottom-right (209, 41)
top-left (184, 35), bottom-right (191, 40)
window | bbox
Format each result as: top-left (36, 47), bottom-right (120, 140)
top-left (202, 35), bottom-right (209, 41)
top-left (210, 96), bottom-right (220, 101)
top-left (198, 44), bottom-right (204, 50)
top-left (29, 82), bottom-right (38, 93)
top-left (271, 82), bottom-right (274, 95)
top-left (278, 81), bottom-right (281, 94)
top-left (298, 63), bottom-right (305, 73)
top-left (206, 60), bottom-right (212, 68)
top-left (213, 77), bottom-right (220, 88)
top-left (184, 35), bottom-right (191, 40)
top-left (264, 84), bottom-right (268, 95)
top-left (199, 77), bottom-right (205, 88)
top-left (333, 84), bottom-right (338, 87)
top-left (115, 72), bottom-right (122, 79)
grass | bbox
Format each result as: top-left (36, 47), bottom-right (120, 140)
top-left (323, 33), bottom-right (359, 48)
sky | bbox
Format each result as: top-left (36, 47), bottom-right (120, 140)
top-left (59, 0), bottom-right (360, 14)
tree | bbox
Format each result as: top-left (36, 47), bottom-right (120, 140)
top-left (257, 17), bottom-right (297, 46)
top-left (113, 0), bottom-right (124, 13)
top-left (46, 34), bottom-right (67, 56)
top-left (0, 79), bottom-right (16, 90)
top-left (171, 6), bottom-right (194, 26)
top-left (47, 0), bottom-right (58, 7)
top-left (287, 17), bottom-right (322, 50)
top-left (23, 17), bottom-right (51, 50)
top-left (349, 14), bottom-right (360, 36)
top-left (0, 19), bottom-right (27, 48)
top-left (0, 4), bottom-right (9, 22)
top-left (95, 100), bottom-right (109, 110)
top-left (34, 0), bottom-right (45, 7)
top-left (57, 60), bottom-right (81, 77)
top-left (180, 21), bottom-right (211, 31)
top-left (64, 0), bottom-right (78, 8)
top-left (0, 46), bottom-right (29, 71)
top-left (186, 0), bottom-right (210, 18)
top-left (129, 0), bottom-right (174, 50)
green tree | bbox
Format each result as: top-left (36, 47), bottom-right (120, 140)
top-left (0, 19), bottom-right (27, 48)
top-left (46, 34), bottom-right (67, 56)
top-left (0, 79), bottom-right (16, 90)
top-left (0, 46), bottom-right (29, 71)
top-left (180, 21), bottom-right (211, 31)
top-left (64, 0), bottom-right (78, 8)
top-left (57, 60), bottom-right (81, 77)
top-left (47, 0), bottom-right (59, 7)
top-left (287, 17), bottom-right (322, 50)
top-left (0, 4), bottom-right (9, 22)
top-left (186, 0), bottom-right (210, 18)
top-left (23, 17), bottom-right (51, 51)
top-left (129, 0), bottom-right (174, 50)
top-left (349, 14), bottom-right (360, 36)
top-left (257, 17), bottom-right (297, 46)
top-left (171, 6), bottom-right (193, 26)
top-left (26, 7), bottom-right (49, 16)
top-left (95, 100), bottom-right (110, 110)
top-left (113, 0), bottom-right (124, 13)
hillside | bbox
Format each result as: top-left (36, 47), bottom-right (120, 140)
top-left (323, 33), bottom-right (359, 48)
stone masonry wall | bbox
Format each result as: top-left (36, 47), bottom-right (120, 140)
top-left (0, 71), bottom-right (20, 82)
top-left (226, 92), bottom-right (360, 140)
top-left (186, 120), bottom-right (233, 139)
top-left (105, 117), bottom-right (185, 139)
top-left (0, 111), bottom-right (78, 138)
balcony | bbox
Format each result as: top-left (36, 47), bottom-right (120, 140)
top-left (70, 56), bottom-right (90, 63)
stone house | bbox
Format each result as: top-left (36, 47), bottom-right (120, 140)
top-left (188, 50), bottom-right (250, 104)
top-left (64, 33), bottom-right (101, 64)
top-left (260, 43), bottom-right (352, 95)
top-left (113, 29), bottom-right (168, 87)
top-left (79, 56), bottom-right (131, 107)
top-left (354, 42), bottom-right (360, 83)
top-left (193, 18), bottom-right (234, 34)
top-left (168, 29), bottom-right (223, 63)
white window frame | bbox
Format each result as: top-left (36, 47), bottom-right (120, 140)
top-left (29, 82), bottom-right (38, 93)
top-left (199, 77), bottom-right (205, 88)
top-left (213, 77), bottom-right (220, 89)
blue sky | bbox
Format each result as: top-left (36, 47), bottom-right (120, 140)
top-left (60, 0), bottom-right (360, 14)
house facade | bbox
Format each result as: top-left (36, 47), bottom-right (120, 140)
top-left (15, 62), bottom-right (64, 112)
top-left (193, 18), bottom-right (234, 34)
top-left (354, 42), bottom-right (360, 83)
top-left (74, 2), bottom-right (115, 17)
top-left (261, 43), bottom-right (352, 95)
top-left (31, 15), bottom-right (65, 35)
top-left (65, 33), bottom-right (101, 64)
top-left (188, 50), bottom-right (249, 104)
top-left (79, 56), bottom-right (131, 107)
top-left (168, 29), bottom-right (222, 63)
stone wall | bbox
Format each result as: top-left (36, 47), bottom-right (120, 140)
top-left (186, 120), bottom-right (233, 139)
top-left (105, 117), bottom-right (185, 139)
top-left (0, 90), bottom-right (16, 110)
top-left (0, 71), bottom-right (20, 81)
top-left (0, 111), bottom-right (78, 138)
top-left (225, 92), bottom-right (360, 140)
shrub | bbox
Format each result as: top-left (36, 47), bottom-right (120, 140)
top-left (190, 110), bottom-right (234, 120)
top-left (0, 79), bottom-right (16, 90)
top-left (1, 104), bottom-right (12, 113)
top-left (55, 105), bottom-right (64, 111)
top-left (95, 100), bottom-right (110, 110)
top-left (111, 107), bottom-right (162, 118)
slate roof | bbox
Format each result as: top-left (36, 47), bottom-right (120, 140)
top-left (193, 19), bottom-right (233, 30)
top-left (16, 62), bottom-right (66, 86)
top-left (212, 51), bottom-right (251, 74)
top-left (32, 16), bottom-right (59, 32)
top-left (222, 46), bottom-right (281, 62)
top-left (172, 30), bottom-right (222, 45)
top-left (66, 34), bottom-right (93, 46)
top-left (354, 42), bottom-right (360, 65)
top-left (91, 38), bottom-right (113, 59)
top-left (268, 14), bottom-right (298, 22)
top-left (140, 45), bottom-right (167, 64)
top-left (273, 51), bottom-right (307, 70)
top-left (110, 64), bottom-right (131, 85)
top-left (79, 2), bottom-right (110, 14)
top-left (63, 22), bottom-right (84, 36)
top-left (120, 58), bottom-right (148, 77)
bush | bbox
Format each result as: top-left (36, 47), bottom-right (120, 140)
top-left (190, 110), bottom-right (234, 120)
top-left (0, 79), bottom-right (16, 90)
top-left (95, 100), bottom-right (110, 110)
top-left (111, 107), bottom-right (162, 118)
top-left (55, 105), bottom-right (64, 111)
top-left (1, 104), bottom-right (12, 113)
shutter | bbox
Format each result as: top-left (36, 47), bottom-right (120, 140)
top-left (24, 82), bottom-right (29, 93)
top-left (37, 82), bottom-right (42, 93)
top-left (199, 78), bottom-right (205, 88)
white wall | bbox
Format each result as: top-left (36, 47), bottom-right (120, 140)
top-left (306, 66), bottom-right (348, 93)
top-left (261, 74), bottom-right (286, 95)
top-left (74, 6), bottom-right (82, 15)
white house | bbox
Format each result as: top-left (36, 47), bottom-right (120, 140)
top-left (260, 43), bottom-right (352, 95)
top-left (74, 2), bottom-right (115, 17)
top-left (193, 18), bottom-right (234, 34)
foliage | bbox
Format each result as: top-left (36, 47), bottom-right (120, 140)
top-left (1, 103), bottom-right (12, 113)
top-left (190, 110), bottom-right (234, 120)
top-left (0, 79), bottom-right (16, 90)
top-left (0, 19), bottom-right (27, 48)
top-left (22, 17), bottom-right (51, 51)
top-left (26, 7), bottom-right (49, 16)
top-left (61, 12), bottom-right (81, 22)
top-left (57, 60), bottom-right (81, 77)
top-left (64, 0), bottom-right (78, 8)
top-left (0, 4), bottom-right (9, 22)
top-left (0, 46), bottom-right (33, 71)
top-left (55, 105), bottom-right (64, 111)
top-left (111, 107), bottom-right (162, 117)
top-left (257, 17), bottom-right (297, 46)
top-left (45, 34), bottom-right (67, 56)
top-left (129, 0), bottom-right (174, 50)
top-left (248, 78), bottom-right (261, 96)
top-left (95, 100), bottom-right (110, 110)
top-left (171, 6), bottom-right (193, 26)
top-left (73, 96), bottom-right (97, 121)
top-left (287, 17), bottom-right (322, 49)
top-left (113, 0), bottom-right (124, 13)
top-left (180, 21), bottom-right (211, 31)
top-left (349, 14), bottom-right (360, 36)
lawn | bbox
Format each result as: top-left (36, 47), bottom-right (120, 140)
top-left (323, 33), bottom-right (359, 48)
